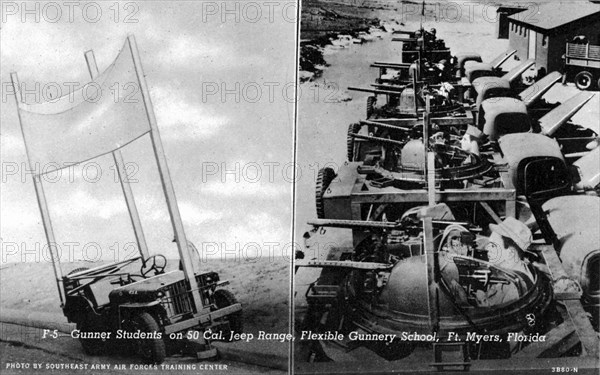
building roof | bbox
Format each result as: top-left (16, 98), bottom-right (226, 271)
top-left (496, 5), bottom-right (528, 12)
top-left (508, 2), bottom-right (600, 30)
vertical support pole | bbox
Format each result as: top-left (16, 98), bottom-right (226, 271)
top-left (10, 73), bottom-right (65, 306)
top-left (427, 153), bottom-right (436, 206)
top-left (351, 201), bottom-right (363, 248)
top-left (126, 35), bottom-right (205, 313)
top-left (423, 217), bottom-right (439, 333)
top-left (562, 42), bottom-right (568, 86)
top-left (84, 50), bottom-right (100, 77)
top-left (84, 50), bottom-right (149, 260)
top-left (424, 95), bottom-right (433, 202)
top-left (412, 73), bottom-right (419, 117)
top-left (423, 92), bottom-right (439, 332)
top-left (424, 95), bottom-right (430, 141)
top-left (112, 151), bottom-right (150, 260)
top-left (505, 195), bottom-right (516, 219)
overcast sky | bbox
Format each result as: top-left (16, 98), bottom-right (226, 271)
top-left (1, 1), bottom-right (298, 264)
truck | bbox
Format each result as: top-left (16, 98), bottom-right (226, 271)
top-left (564, 42), bottom-right (600, 90)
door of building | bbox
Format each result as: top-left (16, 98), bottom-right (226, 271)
top-left (528, 29), bottom-right (536, 59)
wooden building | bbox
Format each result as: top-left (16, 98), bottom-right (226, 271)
top-left (496, 5), bottom-right (527, 39)
top-left (506, 2), bottom-right (600, 73)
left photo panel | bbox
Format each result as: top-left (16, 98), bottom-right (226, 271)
top-left (0, 1), bottom-right (298, 373)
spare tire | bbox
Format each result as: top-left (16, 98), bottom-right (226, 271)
top-left (347, 123), bottom-right (361, 161)
top-left (315, 167), bottom-right (336, 219)
top-left (366, 96), bottom-right (376, 118)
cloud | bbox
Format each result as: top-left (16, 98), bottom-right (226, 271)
top-left (222, 212), bottom-right (289, 245)
top-left (0, 198), bottom-right (40, 229)
top-left (151, 85), bottom-right (229, 140)
top-left (155, 34), bottom-right (223, 67)
top-left (52, 189), bottom-right (126, 219)
top-left (0, 133), bottom-right (24, 156)
top-left (179, 200), bottom-right (224, 224)
top-left (201, 179), bottom-right (289, 198)
top-left (0, 18), bottom-right (122, 83)
top-left (144, 199), bottom-right (223, 225)
top-left (48, 189), bottom-right (221, 227)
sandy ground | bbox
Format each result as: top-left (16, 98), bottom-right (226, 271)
top-left (293, 0), bottom-right (600, 363)
top-left (0, 257), bottom-right (290, 336)
top-left (0, 258), bottom-right (290, 372)
top-left (0, 323), bottom-right (281, 375)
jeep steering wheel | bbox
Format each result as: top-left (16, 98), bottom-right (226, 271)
top-left (140, 255), bottom-right (167, 277)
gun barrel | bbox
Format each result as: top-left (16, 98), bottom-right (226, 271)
top-left (392, 30), bottom-right (415, 35)
top-left (393, 37), bottom-right (418, 42)
top-left (307, 218), bottom-right (399, 229)
top-left (348, 86), bottom-right (405, 96)
top-left (431, 220), bottom-right (471, 226)
top-left (370, 83), bottom-right (407, 91)
top-left (359, 119), bottom-right (414, 131)
top-left (295, 260), bottom-right (393, 270)
top-left (371, 62), bottom-right (411, 69)
top-left (350, 133), bottom-right (407, 146)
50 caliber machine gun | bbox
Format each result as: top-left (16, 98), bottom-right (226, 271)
top-left (296, 216), bottom-right (481, 270)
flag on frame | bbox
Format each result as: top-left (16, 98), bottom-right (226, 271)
top-left (17, 41), bottom-right (149, 174)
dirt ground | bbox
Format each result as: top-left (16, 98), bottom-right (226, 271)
top-left (0, 324), bottom-right (282, 374)
top-left (0, 257), bottom-right (290, 335)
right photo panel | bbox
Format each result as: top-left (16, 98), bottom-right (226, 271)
top-left (293, 1), bottom-right (600, 373)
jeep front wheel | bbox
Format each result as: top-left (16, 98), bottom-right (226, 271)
top-left (129, 312), bottom-right (166, 364)
top-left (77, 314), bottom-right (109, 356)
top-left (214, 289), bottom-right (244, 335)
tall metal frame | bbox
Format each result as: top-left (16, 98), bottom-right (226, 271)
top-left (11, 35), bottom-right (206, 313)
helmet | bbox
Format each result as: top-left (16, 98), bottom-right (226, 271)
top-left (400, 140), bottom-right (425, 170)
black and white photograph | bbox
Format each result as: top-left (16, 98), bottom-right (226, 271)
top-left (1, 1), bottom-right (295, 373)
top-left (1, 0), bottom-right (599, 374)
top-left (293, 0), bottom-right (599, 373)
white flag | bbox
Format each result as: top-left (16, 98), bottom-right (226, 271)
top-left (17, 41), bottom-right (150, 172)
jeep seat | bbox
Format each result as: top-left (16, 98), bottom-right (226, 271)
top-left (471, 77), bottom-right (512, 109)
top-left (455, 53), bottom-right (482, 78)
top-left (479, 97), bottom-right (530, 141)
top-left (465, 62), bottom-right (494, 83)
